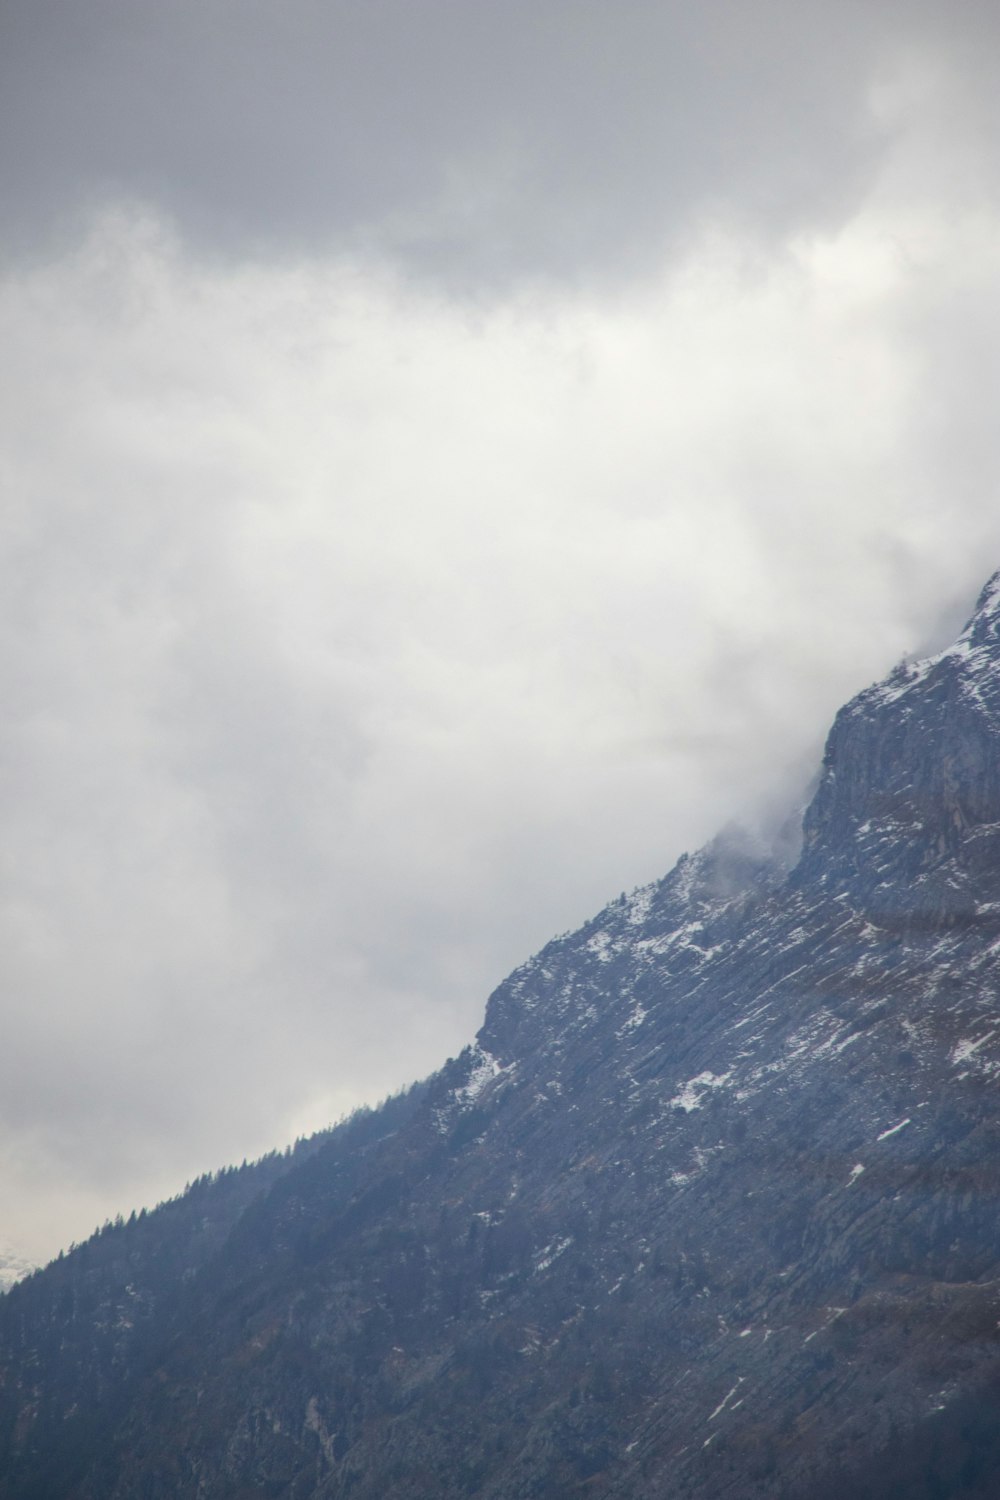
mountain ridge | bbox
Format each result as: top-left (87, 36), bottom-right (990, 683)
top-left (6, 573), bottom-right (1000, 1497)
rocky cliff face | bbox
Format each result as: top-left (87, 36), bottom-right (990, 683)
top-left (6, 576), bottom-right (1000, 1499)
top-left (800, 571), bottom-right (1000, 912)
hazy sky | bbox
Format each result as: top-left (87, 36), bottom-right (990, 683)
top-left (4, 0), bottom-right (1000, 1264)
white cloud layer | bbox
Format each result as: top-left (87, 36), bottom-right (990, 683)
top-left (4, 2), bottom-right (1000, 1263)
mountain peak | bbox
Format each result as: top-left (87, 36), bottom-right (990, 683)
top-left (969, 565), bottom-right (1000, 627)
top-left (866, 565), bottom-right (1000, 711)
top-left (798, 567), bottom-right (1000, 920)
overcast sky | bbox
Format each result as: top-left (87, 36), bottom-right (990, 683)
top-left (3, 0), bottom-right (1000, 1265)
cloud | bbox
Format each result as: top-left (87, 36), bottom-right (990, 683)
top-left (2, 0), bottom-right (995, 283)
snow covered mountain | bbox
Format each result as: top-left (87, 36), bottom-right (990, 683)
top-left (6, 574), bottom-right (1000, 1497)
top-left (0, 1252), bottom-right (34, 1296)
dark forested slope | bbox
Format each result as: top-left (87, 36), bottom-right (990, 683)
top-left (7, 576), bottom-right (1000, 1498)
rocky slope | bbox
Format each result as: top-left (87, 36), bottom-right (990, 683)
top-left (6, 576), bottom-right (1000, 1497)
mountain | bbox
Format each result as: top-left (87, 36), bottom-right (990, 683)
top-left (0, 1254), bottom-right (35, 1297)
top-left (6, 574), bottom-right (1000, 1498)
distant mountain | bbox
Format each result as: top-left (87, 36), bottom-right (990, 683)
top-left (0, 1252), bottom-right (34, 1296)
top-left (6, 574), bottom-right (1000, 1498)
